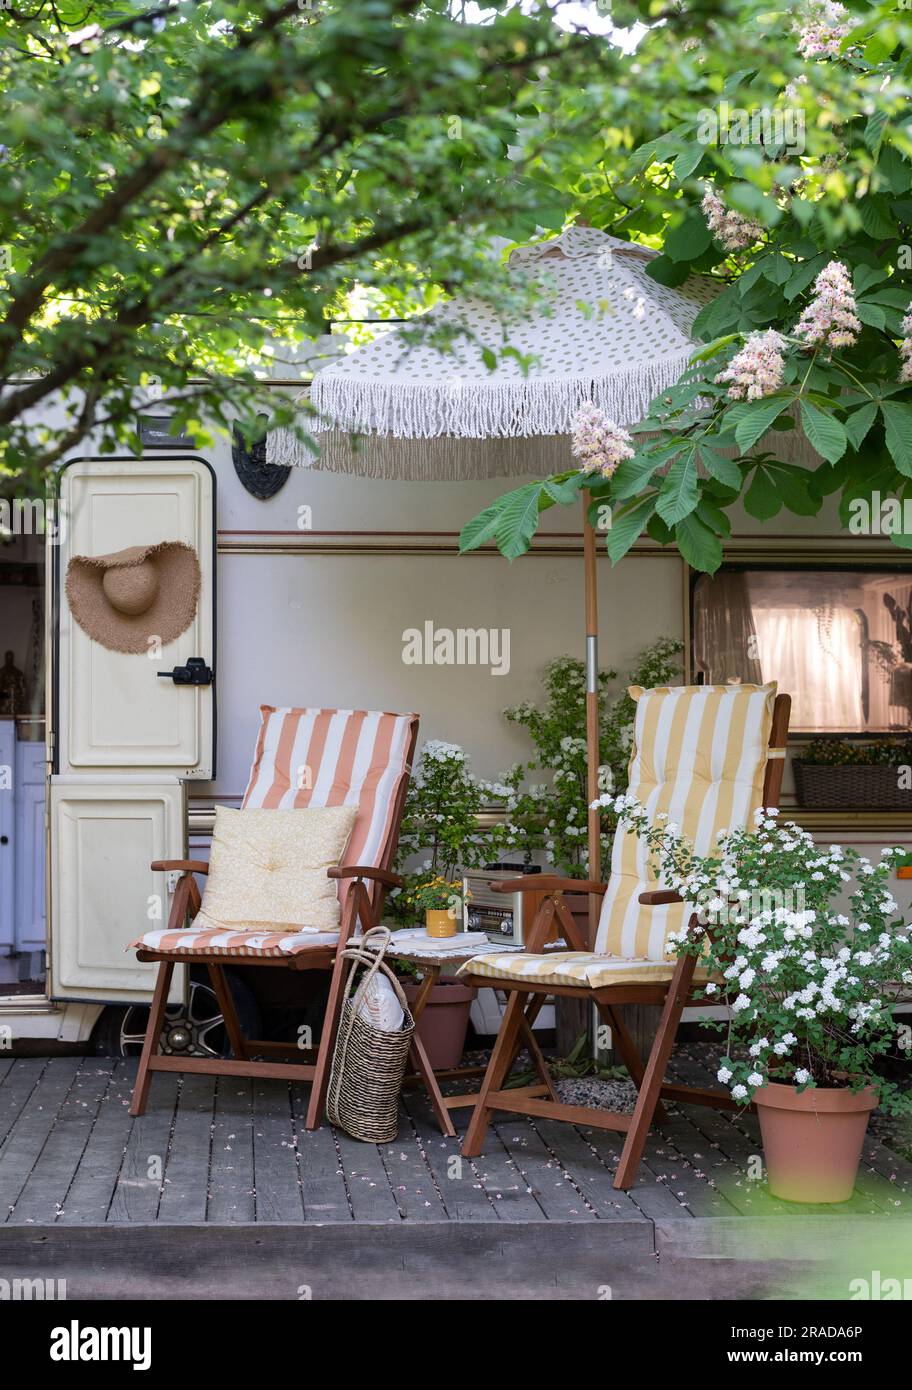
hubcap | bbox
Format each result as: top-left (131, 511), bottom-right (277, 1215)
top-left (119, 980), bottom-right (226, 1058)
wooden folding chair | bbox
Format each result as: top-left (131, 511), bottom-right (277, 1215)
top-left (459, 684), bottom-right (790, 1190)
top-left (128, 708), bottom-right (419, 1129)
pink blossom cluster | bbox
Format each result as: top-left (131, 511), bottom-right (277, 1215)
top-left (570, 403), bottom-right (634, 478)
top-left (792, 260), bottom-right (861, 351)
top-left (715, 330), bottom-right (787, 402)
top-left (797, 2), bottom-right (849, 60)
top-left (701, 184), bottom-right (764, 253)
top-left (899, 307), bottom-right (912, 384)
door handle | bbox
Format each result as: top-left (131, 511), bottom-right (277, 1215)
top-left (157, 657), bottom-right (214, 686)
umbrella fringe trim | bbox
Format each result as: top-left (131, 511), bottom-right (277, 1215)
top-left (304, 352), bottom-right (696, 441)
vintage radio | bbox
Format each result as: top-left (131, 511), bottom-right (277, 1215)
top-left (462, 868), bottom-right (556, 947)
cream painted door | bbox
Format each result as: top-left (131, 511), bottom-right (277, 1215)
top-left (57, 456), bottom-right (215, 779)
top-left (49, 775), bottom-right (186, 1003)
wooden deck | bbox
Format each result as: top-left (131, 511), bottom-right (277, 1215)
top-left (1, 1050), bottom-right (911, 1299)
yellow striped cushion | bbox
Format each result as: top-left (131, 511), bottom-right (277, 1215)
top-left (596, 682), bottom-right (776, 962)
top-left (459, 951), bottom-right (691, 988)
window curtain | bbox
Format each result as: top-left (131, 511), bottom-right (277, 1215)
top-left (692, 573), bottom-right (763, 685)
top-left (750, 605), bottom-right (863, 731)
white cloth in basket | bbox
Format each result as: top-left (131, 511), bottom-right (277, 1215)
top-left (355, 971), bottom-right (405, 1033)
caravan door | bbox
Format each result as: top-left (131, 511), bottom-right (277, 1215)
top-left (56, 456), bottom-right (215, 778)
top-left (49, 455), bottom-right (215, 1002)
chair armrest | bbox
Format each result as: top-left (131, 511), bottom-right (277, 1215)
top-left (638, 889), bottom-right (683, 906)
top-left (151, 859), bottom-right (210, 875)
top-left (490, 875), bottom-right (607, 896)
top-left (328, 864), bottom-right (403, 889)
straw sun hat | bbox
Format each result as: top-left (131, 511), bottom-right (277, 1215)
top-left (66, 541), bottom-right (201, 655)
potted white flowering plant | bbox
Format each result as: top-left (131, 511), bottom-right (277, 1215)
top-left (390, 740), bottom-right (514, 1068)
top-left (613, 796), bottom-right (912, 1203)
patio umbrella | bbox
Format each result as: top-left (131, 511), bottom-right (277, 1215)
top-left (267, 226), bottom-right (803, 933)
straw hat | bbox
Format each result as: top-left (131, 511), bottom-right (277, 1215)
top-left (66, 541), bottom-right (201, 655)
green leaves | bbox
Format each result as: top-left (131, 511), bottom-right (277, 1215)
top-left (675, 513), bottom-right (723, 574)
top-left (459, 474), bottom-right (586, 561)
top-left (881, 401), bottom-right (912, 477)
top-left (843, 403), bottom-right (878, 452)
top-left (655, 453), bottom-right (699, 525)
top-left (800, 401), bottom-right (848, 464)
top-left (606, 494), bottom-right (658, 564)
top-left (743, 463), bottom-right (783, 521)
top-left (664, 211), bottom-right (713, 263)
top-left (698, 446), bottom-right (743, 492)
top-left (726, 395), bottom-right (791, 452)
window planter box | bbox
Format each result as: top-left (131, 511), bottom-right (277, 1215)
top-left (793, 761), bottom-right (912, 810)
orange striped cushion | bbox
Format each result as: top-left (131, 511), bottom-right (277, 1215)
top-left (242, 708), bottom-right (418, 901)
top-left (131, 928), bottom-right (340, 957)
top-left (597, 683), bottom-right (776, 962)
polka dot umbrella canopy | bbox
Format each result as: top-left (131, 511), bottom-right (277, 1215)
top-left (267, 226), bottom-right (782, 903)
top-left (269, 226), bottom-right (720, 480)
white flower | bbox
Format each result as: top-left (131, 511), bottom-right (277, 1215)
top-left (794, 1068), bottom-right (811, 1085)
top-left (717, 1065), bottom-right (733, 1083)
top-left (570, 403), bottom-right (634, 479)
top-left (731, 1084), bottom-right (749, 1102)
top-left (747, 1072), bottom-right (764, 1087)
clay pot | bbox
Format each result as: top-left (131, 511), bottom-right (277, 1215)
top-left (755, 1081), bottom-right (878, 1203)
top-left (402, 978), bottom-right (473, 1070)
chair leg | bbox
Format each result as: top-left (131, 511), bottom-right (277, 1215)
top-left (461, 991), bottom-right (527, 1157)
top-left (305, 933), bottom-right (351, 1130)
top-left (599, 1003), bottom-right (669, 1126)
top-left (207, 965), bottom-right (248, 1060)
top-left (129, 960), bottom-right (174, 1117)
top-left (612, 955), bottom-right (695, 1190)
top-left (517, 994), bottom-right (558, 1103)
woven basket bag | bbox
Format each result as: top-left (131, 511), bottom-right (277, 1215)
top-left (326, 927), bottom-right (415, 1143)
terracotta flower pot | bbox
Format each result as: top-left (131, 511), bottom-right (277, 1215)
top-left (402, 979), bottom-right (473, 1070)
top-left (755, 1081), bottom-right (878, 1204)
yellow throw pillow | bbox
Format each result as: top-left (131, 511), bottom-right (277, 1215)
top-left (193, 805), bottom-right (358, 935)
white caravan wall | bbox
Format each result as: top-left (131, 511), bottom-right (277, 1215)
top-left (207, 548), bottom-right (685, 799)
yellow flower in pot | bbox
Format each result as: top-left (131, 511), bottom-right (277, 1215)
top-left (411, 875), bottom-right (466, 938)
top-left (614, 797), bottom-right (912, 1205)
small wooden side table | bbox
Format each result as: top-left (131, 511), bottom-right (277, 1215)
top-left (384, 939), bottom-right (558, 1137)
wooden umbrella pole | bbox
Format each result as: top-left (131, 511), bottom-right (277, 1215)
top-left (582, 490), bottom-right (601, 948)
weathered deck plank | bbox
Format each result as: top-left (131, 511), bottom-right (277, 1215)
top-left (251, 1080), bottom-right (304, 1224)
top-left (9, 1060), bottom-right (115, 1225)
top-left (156, 1074), bottom-right (215, 1225)
top-left (493, 1116), bottom-right (596, 1220)
top-left (0, 1057), bottom-right (81, 1220)
top-left (208, 1079), bottom-right (255, 1224)
top-left (333, 1126), bottom-right (402, 1223)
top-left (400, 1088), bottom-right (499, 1222)
top-left (58, 1060), bottom-right (138, 1224)
top-left (0, 1056), bottom-right (907, 1251)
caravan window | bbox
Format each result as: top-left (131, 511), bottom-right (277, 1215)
top-left (692, 567), bottom-right (912, 735)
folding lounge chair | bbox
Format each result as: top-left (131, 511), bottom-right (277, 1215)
top-left (129, 706), bottom-right (419, 1129)
top-left (459, 682), bottom-right (790, 1190)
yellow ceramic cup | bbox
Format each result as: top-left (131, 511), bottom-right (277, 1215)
top-left (425, 909), bottom-right (456, 939)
